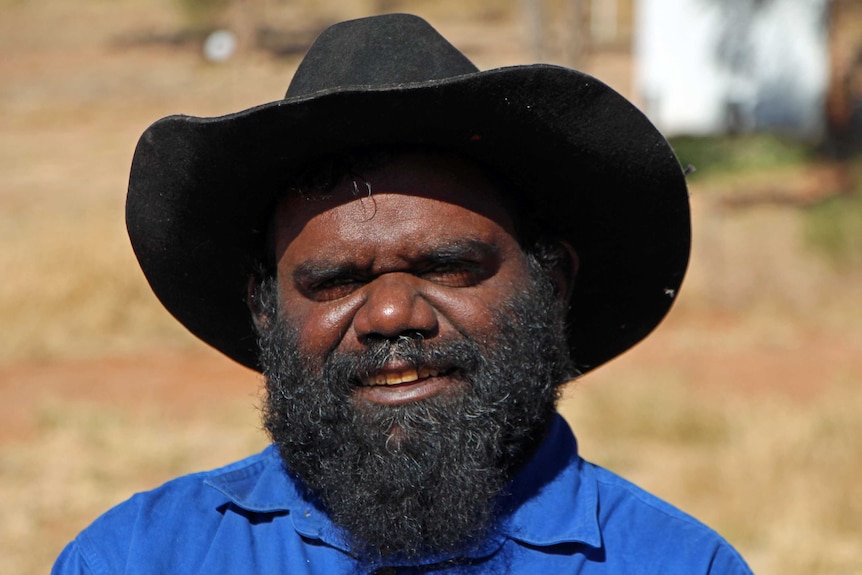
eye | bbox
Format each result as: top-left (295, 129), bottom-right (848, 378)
top-left (304, 275), bottom-right (365, 301)
top-left (418, 261), bottom-right (484, 288)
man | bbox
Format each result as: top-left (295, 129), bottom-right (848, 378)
top-left (53, 13), bottom-right (752, 574)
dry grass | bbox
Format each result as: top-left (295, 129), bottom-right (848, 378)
top-left (2, 1), bottom-right (862, 574)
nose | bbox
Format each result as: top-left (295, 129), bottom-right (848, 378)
top-left (352, 273), bottom-right (438, 342)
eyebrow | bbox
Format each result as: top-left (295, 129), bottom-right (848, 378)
top-left (291, 238), bottom-right (501, 284)
top-left (420, 238), bottom-right (500, 264)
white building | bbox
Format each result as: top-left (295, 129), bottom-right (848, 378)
top-left (635, 0), bottom-right (830, 138)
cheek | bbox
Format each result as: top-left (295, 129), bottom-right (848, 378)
top-left (276, 279), bottom-right (365, 358)
top-left (420, 287), bottom-right (502, 341)
top-left (419, 269), bottom-right (532, 343)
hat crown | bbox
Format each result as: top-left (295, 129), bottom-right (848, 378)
top-left (285, 14), bottom-right (479, 98)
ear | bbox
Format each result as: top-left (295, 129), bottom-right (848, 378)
top-left (551, 241), bottom-right (579, 306)
top-left (247, 274), bottom-right (270, 332)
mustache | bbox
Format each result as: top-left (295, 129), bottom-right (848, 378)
top-left (324, 335), bottom-right (484, 386)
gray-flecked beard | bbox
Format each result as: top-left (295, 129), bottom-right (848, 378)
top-left (257, 262), bottom-right (575, 566)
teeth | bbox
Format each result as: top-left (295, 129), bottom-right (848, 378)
top-left (386, 369), bottom-right (416, 384)
top-left (362, 368), bottom-right (441, 386)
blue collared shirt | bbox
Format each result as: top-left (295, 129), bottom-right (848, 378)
top-left (53, 415), bottom-right (752, 574)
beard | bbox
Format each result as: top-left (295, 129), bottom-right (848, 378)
top-left (257, 260), bottom-right (575, 565)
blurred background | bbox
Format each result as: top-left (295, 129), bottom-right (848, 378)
top-left (1, 0), bottom-right (860, 573)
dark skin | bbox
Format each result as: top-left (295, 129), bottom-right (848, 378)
top-left (251, 151), bottom-right (578, 406)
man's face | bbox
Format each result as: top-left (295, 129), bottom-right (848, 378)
top-left (256, 151), bottom-right (575, 564)
top-left (270, 151), bottom-right (535, 407)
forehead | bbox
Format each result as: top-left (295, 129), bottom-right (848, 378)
top-left (271, 151), bottom-right (518, 256)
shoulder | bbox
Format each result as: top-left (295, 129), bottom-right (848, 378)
top-left (585, 460), bottom-right (753, 574)
top-left (505, 416), bottom-right (754, 573)
top-left (96, 447), bottom-right (276, 527)
top-left (52, 448), bottom-right (286, 575)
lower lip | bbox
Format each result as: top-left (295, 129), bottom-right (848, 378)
top-left (354, 374), bottom-right (458, 405)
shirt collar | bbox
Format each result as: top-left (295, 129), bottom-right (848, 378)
top-left (204, 445), bottom-right (338, 542)
top-left (204, 413), bottom-right (602, 552)
top-left (204, 445), bottom-right (294, 513)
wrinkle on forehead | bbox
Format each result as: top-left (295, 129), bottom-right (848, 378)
top-left (271, 151), bottom-right (518, 258)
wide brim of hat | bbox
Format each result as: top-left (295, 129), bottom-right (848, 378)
top-left (126, 63), bottom-right (690, 375)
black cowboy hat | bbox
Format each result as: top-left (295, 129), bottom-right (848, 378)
top-left (126, 13), bottom-right (690, 375)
